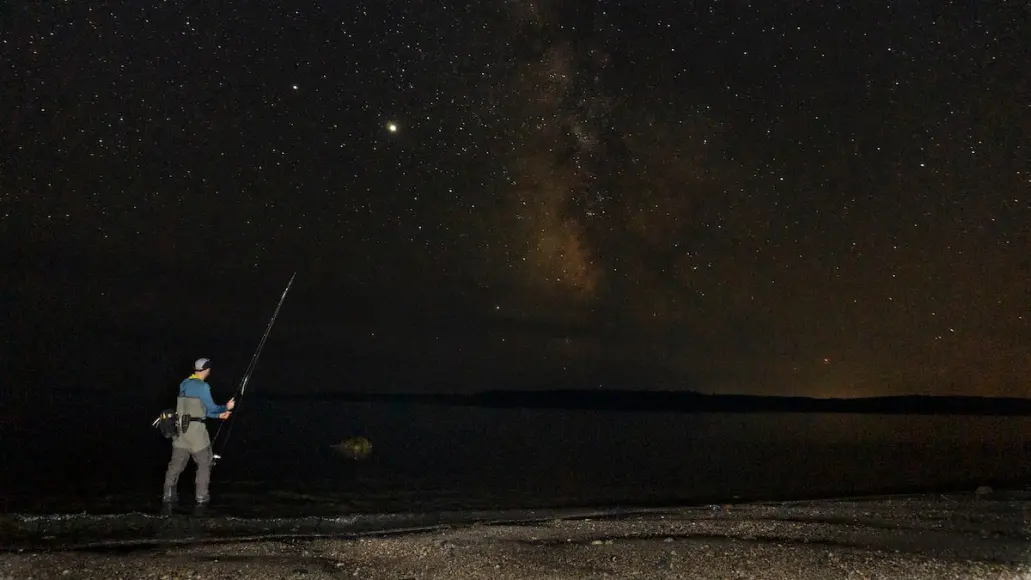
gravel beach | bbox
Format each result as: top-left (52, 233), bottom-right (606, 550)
top-left (3, 493), bottom-right (1030, 579)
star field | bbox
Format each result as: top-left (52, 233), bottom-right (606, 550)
top-left (2, 1), bottom-right (1029, 397)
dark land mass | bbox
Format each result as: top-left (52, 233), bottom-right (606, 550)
top-left (252, 389), bottom-right (1031, 416)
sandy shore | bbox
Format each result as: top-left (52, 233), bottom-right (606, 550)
top-left (3, 493), bottom-right (1031, 579)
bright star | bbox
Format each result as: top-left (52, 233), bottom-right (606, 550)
top-left (387, 122), bottom-right (398, 133)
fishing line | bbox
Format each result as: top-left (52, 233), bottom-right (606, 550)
top-left (211, 272), bottom-right (296, 465)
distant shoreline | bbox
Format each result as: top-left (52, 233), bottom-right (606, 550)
top-left (37, 387), bottom-right (1031, 415)
top-left (249, 390), bottom-right (1031, 416)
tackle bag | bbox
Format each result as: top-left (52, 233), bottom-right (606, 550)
top-left (151, 409), bottom-right (196, 439)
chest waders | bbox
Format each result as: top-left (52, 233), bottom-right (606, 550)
top-left (173, 395), bottom-right (211, 452)
top-left (162, 393), bottom-right (215, 504)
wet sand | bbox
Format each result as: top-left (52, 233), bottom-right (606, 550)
top-left (3, 492), bottom-right (1031, 579)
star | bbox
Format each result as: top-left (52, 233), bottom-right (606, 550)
top-left (386, 122), bottom-right (398, 133)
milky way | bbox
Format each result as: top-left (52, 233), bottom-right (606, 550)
top-left (2, 1), bottom-right (1028, 396)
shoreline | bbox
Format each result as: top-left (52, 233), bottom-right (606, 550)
top-left (4, 491), bottom-right (1031, 579)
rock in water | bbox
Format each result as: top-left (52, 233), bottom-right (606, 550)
top-left (332, 436), bottom-right (373, 460)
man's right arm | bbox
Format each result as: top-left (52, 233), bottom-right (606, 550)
top-left (199, 385), bottom-right (228, 418)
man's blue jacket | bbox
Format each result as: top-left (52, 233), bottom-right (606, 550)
top-left (178, 375), bottom-right (228, 419)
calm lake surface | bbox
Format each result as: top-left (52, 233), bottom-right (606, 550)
top-left (2, 394), bottom-right (1029, 517)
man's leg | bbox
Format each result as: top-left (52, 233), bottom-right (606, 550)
top-left (162, 446), bottom-right (190, 502)
top-left (192, 446), bottom-right (214, 503)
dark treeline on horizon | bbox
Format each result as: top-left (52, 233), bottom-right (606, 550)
top-left (237, 389), bottom-right (1031, 416)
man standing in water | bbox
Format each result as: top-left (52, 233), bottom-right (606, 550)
top-left (162, 358), bottom-right (235, 505)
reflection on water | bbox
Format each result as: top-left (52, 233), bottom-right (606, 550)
top-left (2, 397), bottom-right (1030, 516)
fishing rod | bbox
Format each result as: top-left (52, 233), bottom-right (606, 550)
top-left (211, 272), bottom-right (296, 465)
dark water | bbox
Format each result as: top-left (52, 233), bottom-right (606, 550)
top-left (4, 393), bottom-right (1030, 522)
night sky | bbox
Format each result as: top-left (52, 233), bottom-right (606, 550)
top-left (2, 1), bottom-right (1029, 399)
